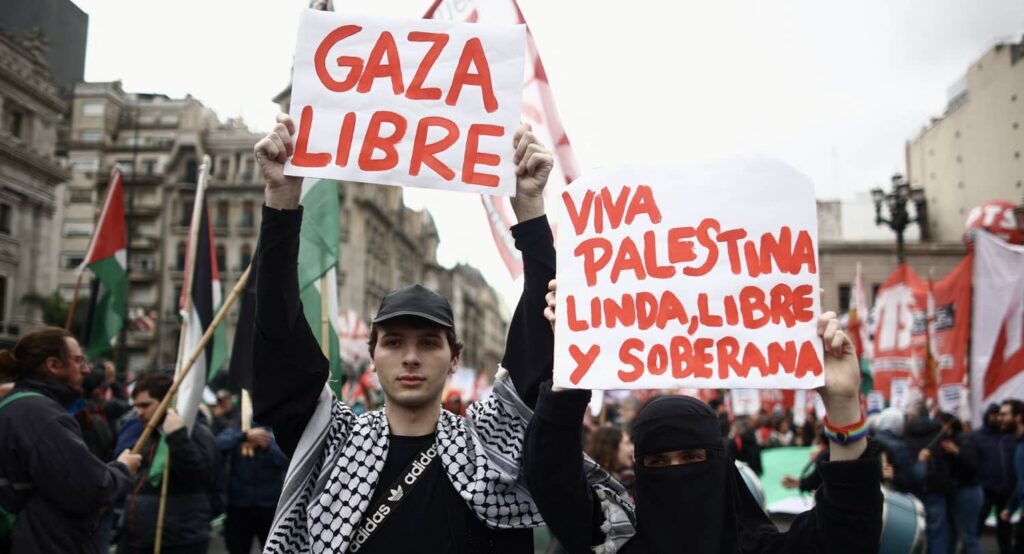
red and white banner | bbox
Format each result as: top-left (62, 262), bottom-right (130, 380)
top-left (970, 231), bottom-right (1024, 426)
top-left (869, 258), bottom-right (972, 413)
top-left (424, 0), bottom-right (579, 279)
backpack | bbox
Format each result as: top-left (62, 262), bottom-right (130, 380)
top-left (0, 391), bottom-right (43, 543)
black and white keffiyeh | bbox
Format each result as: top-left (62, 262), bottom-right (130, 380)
top-left (263, 368), bottom-right (636, 553)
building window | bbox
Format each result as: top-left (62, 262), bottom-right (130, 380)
top-left (1, 104), bottom-right (27, 140)
top-left (0, 204), bottom-right (12, 235)
top-left (215, 244), bottom-right (226, 271)
top-left (143, 159), bottom-right (157, 175)
top-left (242, 159), bottom-right (255, 182)
top-left (241, 201), bottom-right (255, 228)
top-left (159, 115), bottom-right (179, 126)
top-left (240, 244), bottom-right (252, 269)
top-left (63, 220), bottom-right (94, 237)
top-left (60, 253), bottom-right (86, 270)
top-left (79, 130), bottom-right (103, 143)
top-left (177, 242), bottom-right (187, 270)
top-left (172, 286), bottom-right (182, 311)
top-left (216, 157), bottom-right (230, 180)
top-left (184, 159), bottom-right (198, 184)
top-left (82, 102), bottom-right (105, 117)
top-left (68, 189), bottom-right (93, 204)
top-left (180, 195), bottom-right (194, 227)
top-left (215, 200), bottom-right (229, 229)
top-left (135, 255), bottom-right (156, 272)
top-left (838, 284), bottom-right (852, 312)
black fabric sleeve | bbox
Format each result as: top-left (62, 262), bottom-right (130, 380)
top-left (524, 382), bottom-right (605, 553)
top-left (165, 425), bottom-right (216, 485)
top-left (252, 205), bottom-right (329, 457)
top-left (749, 442), bottom-right (883, 553)
top-left (500, 215), bottom-right (556, 410)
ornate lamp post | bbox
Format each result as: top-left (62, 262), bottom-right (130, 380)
top-left (871, 173), bottom-right (927, 264)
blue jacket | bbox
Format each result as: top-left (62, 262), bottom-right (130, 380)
top-left (873, 430), bottom-right (918, 493)
top-left (215, 427), bottom-right (288, 508)
top-left (973, 423), bottom-right (1016, 494)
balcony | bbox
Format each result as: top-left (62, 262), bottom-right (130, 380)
top-left (130, 235), bottom-right (158, 251)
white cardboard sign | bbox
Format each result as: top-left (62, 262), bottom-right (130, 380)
top-left (285, 9), bottom-right (526, 195)
top-left (553, 160), bottom-right (824, 390)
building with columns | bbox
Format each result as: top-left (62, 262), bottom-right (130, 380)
top-left (0, 29), bottom-right (69, 347)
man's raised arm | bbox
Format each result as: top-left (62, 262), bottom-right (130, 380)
top-left (250, 114), bottom-right (329, 457)
top-left (500, 123), bottom-right (556, 410)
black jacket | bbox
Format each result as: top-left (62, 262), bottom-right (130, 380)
top-left (0, 376), bottom-right (132, 554)
top-left (251, 205), bottom-right (556, 553)
top-left (524, 385), bottom-right (884, 554)
top-left (120, 421), bottom-right (217, 549)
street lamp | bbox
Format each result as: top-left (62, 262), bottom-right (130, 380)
top-left (871, 173), bottom-right (927, 264)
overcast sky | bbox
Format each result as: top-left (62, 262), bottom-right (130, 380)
top-left (71, 0), bottom-right (1024, 310)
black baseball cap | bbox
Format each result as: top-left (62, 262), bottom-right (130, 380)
top-left (372, 284), bottom-right (454, 329)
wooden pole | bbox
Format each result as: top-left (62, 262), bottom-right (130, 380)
top-left (241, 389), bottom-right (253, 457)
top-left (64, 272), bottom-right (84, 331)
top-left (153, 452), bottom-right (171, 554)
top-left (131, 264), bottom-right (251, 455)
top-left (174, 156), bottom-right (212, 375)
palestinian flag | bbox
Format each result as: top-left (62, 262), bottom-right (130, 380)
top-left (79, 168), bottom-right (127, 360)
top-left (299, 178), bottom-right (344, 397)
top-left (174, 197), bottom-right (228, 431)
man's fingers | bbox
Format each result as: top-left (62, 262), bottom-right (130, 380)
top-left (830, 328), bottom-right (845, 356)
top-left (255, 137), bottom-right (279, 162)
top-left (276, 113), bottom-right (296, 135)
top-left (543, 306), bottom-right (556, 325)
top-left (817, 311), bottom-right (837, 336)
top-left (274, 123), bottom-right (294, 157)
top-left (268, 133), bottom-right (288, 164)
top-left (513, 122), bottom-right (532, 146)
top-left (525, 151), bottom-right (553, 176)
top-left (517, 143), bottom-right (543, 174)
top-left (514, 131), bottom-right (535, 163)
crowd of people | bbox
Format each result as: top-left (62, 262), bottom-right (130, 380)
top-left (0, 334), bottom-right (289, 554)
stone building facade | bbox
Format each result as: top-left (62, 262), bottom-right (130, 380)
top-left (0, 30), bottom-right (68, 347)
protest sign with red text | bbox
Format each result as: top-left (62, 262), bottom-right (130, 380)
top-left (285, 10), bottom-right (526, 195)
top-left (553, 160), bottom-right (825, 390)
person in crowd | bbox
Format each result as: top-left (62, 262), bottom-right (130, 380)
top-left (872, 407), bottom-right (918, 493)
top-left (906, 406), bottom-right (954, 554)
top-left (936, 412), bottom-right (981, 554)
top-left (210, 389), bottom-right (239, 437)
top-left (0, 326), bottom-right (141, 553)
top-left (708, 397), bottom-right (732, 438)
top-left (616, 397), bottom-right (641, 428)
top-left (524, 285), bottom-right (882, 553)
top-left (250, 114), bottom-right (557, 553)
top-left (781, 432), bottom-right (829, 494)
top-left (975, 402), bottom-right (1016, 554)
top-left (999, 399), bottom-right (1024, 550)
top-left (798, 411), bottom-right (819, 447)
top-left (772, 417), bottom-right (796, 447)
top-left (728, 417), bottom-right (764, 475)
top-left (119, 372), bottom-right (218, 554)
top-left (586, 425), bottom-right (636, 497)
top-left (215, 422), bottom-right (288, 554)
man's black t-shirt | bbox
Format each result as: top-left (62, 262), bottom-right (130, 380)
top-left (358, 433), bottom-right (464, 553)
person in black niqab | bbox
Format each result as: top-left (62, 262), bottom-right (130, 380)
top-left (523, 281), bottom-right (883, 554)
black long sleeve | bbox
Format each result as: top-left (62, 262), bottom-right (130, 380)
top-left (526, 384), bottom-right (883, 554)
top-left (500, 215), bottom-right (556, 410)
top-left (524, 383), bottom-right (605, 553)
top-left (252, 205), bottom-right (329, 457)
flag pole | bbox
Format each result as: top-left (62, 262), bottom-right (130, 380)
top-left (175, 155), bottom-right (212, 376)
top-left (132, 263), bottom-right (252, 455)
top-left (153, 453), bottom-right (171, 554)
top-left (64, 272), bottom-right (85, 331)
top-left (241, 389), bottom-right (254, 457)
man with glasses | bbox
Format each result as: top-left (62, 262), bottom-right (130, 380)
top-left (0, 326), bottom-right (142, 553)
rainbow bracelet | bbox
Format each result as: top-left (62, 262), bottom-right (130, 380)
top-left (823, 413), bottom-right (869, 445)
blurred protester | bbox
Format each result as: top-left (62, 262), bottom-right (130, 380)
top-left (210, 389), bottom-right (239, 437)
top-left (709, 397), bottom-right (731, 437)
top-left (906, 407), bottom-right (953, 554)
top-left (616, 397), bottom-right (641, 427)
top-left (999, 399), bottom-right (1024, 551)
top-left (772, 417), bottom-right (796, 447)
top-left (798, 411), bottom-right (819, 447)
top-left (872, 407), bottom-right (917, 493)
top-left (0, 326), bottom-right (141, 553)
top-left (728, 418), bottom-right (764, 476)
top-left (938, 412), bottom-right (982, 554)
top-left (120, 372), bottom-right (217, 554)
top-left (215, 423), bottom-right (287, 554)
top-left (978, 402), bottom-right (1017, 553)
top-left (585, 424), bottom-right (636, 497)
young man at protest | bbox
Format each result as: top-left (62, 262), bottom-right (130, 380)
top-left (251, 113), bottom-right (556, 552)
top-left (0, 326), bottom-right (142, 554)
top-left (524, 284), bottom-right (883, 553)
top-left (119, 372), bottom-right (218, 554)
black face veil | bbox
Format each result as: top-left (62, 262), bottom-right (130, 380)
top-left (628, 395), bottom-right (775, 554)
